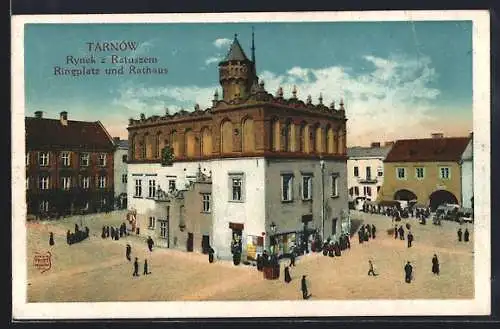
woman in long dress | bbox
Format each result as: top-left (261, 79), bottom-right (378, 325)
top-left (432, 254), bottom-right (440, 275)
top-left (284, 266), bottom-right (292, 283)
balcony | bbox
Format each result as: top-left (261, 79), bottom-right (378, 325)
top-left (357, 176), bottom-right (378, 184)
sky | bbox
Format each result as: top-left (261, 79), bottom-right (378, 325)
top-left (24, 21), bottom-right (473, 147)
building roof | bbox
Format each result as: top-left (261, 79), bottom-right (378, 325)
top-left (384, 137), bottom-right (470, 163)
top-left (347, 146), bottom-right (392, 159)
top-left (115, 139), bottom-right (129, 149)
top-left (224, 35), bottom-right (250, 62)
top-left (26, 117), bottom-right (115, 151)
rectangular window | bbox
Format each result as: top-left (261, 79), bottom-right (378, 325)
top-left (202, 193), bottom-right (211, 213)
top-left (82, 176), bottom-right (90, 189)
top-left (353, 166), bottom-right (359, 177)
top-left (439, 167), bottom-right (451, 180)
top-left (168, 179), bottom-right (176, 192)
top-left (148, 216), bottom-right (156, 229)
top-left (366, 186), bottom-right (372, 197)
top-left (366, 166), bottom-right (372, 180)
top-left (302, 175), bottom-right (312, 200)
top-left (39, 176), bottom-right (49, 190)
top-left (332, 218), bottom-right (338, 236)
top-left (135, 179), bottom-right (142, 197)
top-left (98, 176), bottom-right (106, 188)
top-left (98, 153), bottom-right (107, 167)
top-left (39, 152), bottom-right (49, 166)
top-left (396, 167), bottom-right (407, 180)
top-left (61, 152), bottom-right (71, 167)
top-left (122, 174), bottom-right (127, 183)
top-left (122, 154), bottom-right (128, 163)
top-left (148, 180), bottom-right (156, 198)
top-left (415, 167), bottom-right (425, 179)
top-left (331, 174), bottom-right (339, 197)
top-left (354, 186), bottom-right (359, 196)
top-left (39, 200), bottom-right (49, 212)
top-left (281, 174), bottom-right (293, 201)
top-left (230, 176), bottom-right (243, 201)
top-left (377, 167), bottom-right (384, 177)
top-left (160, 220), bottom-right (168, 238)
top-left (80, 153), bottom-right (89, 167)
top-left (61, 176), bottom-right (71, 190)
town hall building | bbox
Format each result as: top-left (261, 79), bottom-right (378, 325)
top-left (126, 34), bottom-right (349, 260)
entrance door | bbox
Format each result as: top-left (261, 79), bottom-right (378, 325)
top-left (231, 229), bottom-right (243, 254)
top-left (187, 232), bottom-right (194, 252)
top-left (202, 235), bottom-right (210, 254)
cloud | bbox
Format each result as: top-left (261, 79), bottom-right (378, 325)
top-left (213, 38), bottom-right (232, 48)
top-left (110, 53), bottom-right (469, 146)
top-left (205, 56), bottom-right (222, 66)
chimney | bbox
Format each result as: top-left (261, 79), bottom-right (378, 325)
top-left (431, 133), bottom-right (444, 139)
top-left (385, 141), bottom-right (394, 147)
top-left (60, 111), bottom-right (68, 126)
top-left (370, 142), bottom-right (381, 148)
top-left (34, 111), bottom-right (43, 119)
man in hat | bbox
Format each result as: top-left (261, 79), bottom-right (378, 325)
top-left (371, 224), bottom-right (376, 239)
top-left (143, 259), bottom-right (150, 275)
top-left (457, 228), bottom-right (463, 242)
top-left (464, 228), bottom-right (470, 242)
top-left (133, 257), bottom-right (139, 277)
top-left (147, 236), bottom-right (155, 252)
top-left (398, 226), bottom-right (405, 240)
top-left (394, 224), bottom-right (398, 239)
top-left (407, 231), bottom-right (414, 248)
top-left (404, 261), bottom-right (413, 283)
top-left (284, 266), bottom-right (292, 283)
top-left (368, 259), bottom-right (377, 276)
top-left (49, 232), bottom-right (54, 246)
top-left (301, 275), bottom-right (309, 299)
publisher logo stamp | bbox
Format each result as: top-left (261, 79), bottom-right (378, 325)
top-left (33, 251), bottom-right (52, 273)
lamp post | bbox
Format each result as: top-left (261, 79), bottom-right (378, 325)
top-left (320, 159), bottom-right (325, 240)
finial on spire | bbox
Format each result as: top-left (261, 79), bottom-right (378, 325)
top-left (329, 100), bottom-right (335, 110)
top-left (292, 85), bottom-right (297, 99)
top-left (307, 95), bottom-right (312, 105)
top-left (276, 86), bottom-right (284, 98)
top-left (340, 98), bottom-right (345, 110)
top-left (318, 93), bottom-right (323, 105)
top-left (234, 33), bottom-right (238, 39)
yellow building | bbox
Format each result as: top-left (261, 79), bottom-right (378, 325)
top-left (377, 134), bottom-right (471, 210)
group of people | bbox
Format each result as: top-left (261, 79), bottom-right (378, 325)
top-left (358, 224), bottom-right (376, 244)
top-left (394, 224), bottom-right (415, 248)
top-left (101, 222), bottom-right (128, 241)
top-left (66, 223), bottom-right (90, 245)
top-left (322, 237), bottom-right (348, 257)
top-left (457, 228), bottom-right (471, 242)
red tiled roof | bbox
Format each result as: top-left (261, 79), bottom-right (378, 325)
top-left (384, 137), bottom-right (470, 162)
top-left (25, 117), bottom-right (115, 151)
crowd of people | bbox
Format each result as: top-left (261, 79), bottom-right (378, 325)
top-left (101, 222), bottom-right (128, 241)
top-left (65, 223), bottom-right (90, 245)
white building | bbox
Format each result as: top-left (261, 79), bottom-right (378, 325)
top-left (347, 142), bottom-right (393, 206)
top-left (113, 137), bottom-right (128, 209)
top-left (460, 133), bottom-right (473, 209)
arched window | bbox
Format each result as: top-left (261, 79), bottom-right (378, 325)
top-left (242, 117), bottom-right (255, 153)
top-left (326, 125), bottom-right (334, 154)
top-left (155, 132), bottom-right (162, 158)
top-left (315, 124), bottom-right (323, 153)
top-left (142, 133), bottom-right (148, 159)
top-left (170, 130), bottom-right (179, 157)
top-left (221, 119), bottom-right (233, 153)
top-left (299, 122), bottom-right (307, 152)
top-left (201, 127), bottom-right (212, 156)
top-left (185, 129), bottom-right (195, 157)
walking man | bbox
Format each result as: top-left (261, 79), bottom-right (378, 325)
top-left (407, 231), bottom-right (414, 248)
top-left (208, 246), bottom-right (215, 263)
top-left (457, 228), bottom-right (463, 242)
top-left (133, 257), bottom-right (139, 277)
top-left (126, 244), bottom-right (132, 261)
top-left (147, 236), bottom-right (155, 252)
top-left (399, 226), bottom-right (405, 240)
top-left (301, 275), bottom-right (310, 300)
top-left (49, 232), bottom-right (54, 246)
top-left (290, 249), bottom-right (296, 267)
top-left (368, 260), bottom-right (377, 276)
top-left (432, 254), bottom-right (440, 275)
top-left (394, 225), bottom-right (398, 239)
top-left (143, 259), bottom-right (150, 275)
top-left (464, 228), bottom-right (470, 242)
top-left (371, 224), bottom-right (376, 239)
top-left (404, 261), bottom-right (413, 283)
